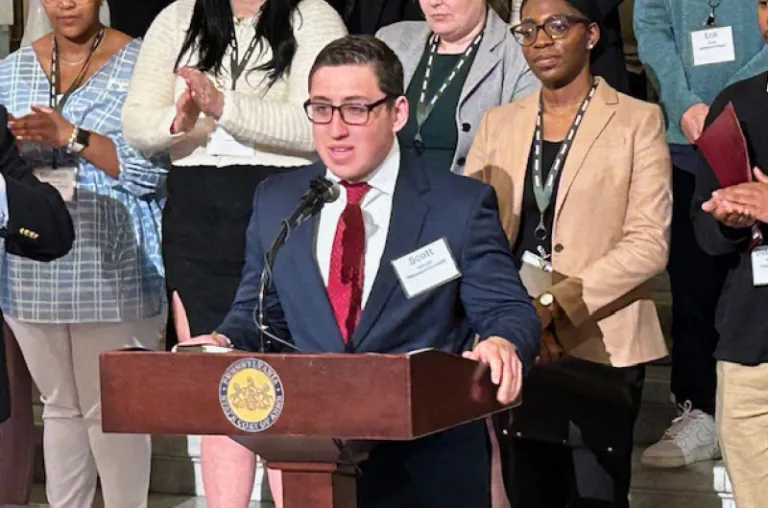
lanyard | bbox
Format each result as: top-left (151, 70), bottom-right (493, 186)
top-left (49, 27), bottom-right (105, 168)
top-left (229, 31), bottom-right (260, 91)
top-left (705, 0), bottom-right (722, 26)
top-left (414, 32), bottom-right (482, 148)
top-left (532, 78), bottom-right (598, 242)
top-left (50, 27), bottom-right (105, 112)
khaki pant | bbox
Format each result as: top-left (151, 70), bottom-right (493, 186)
top-left (716, 361), bottom-right (768, 508)
top-left (6, 315), bottom-right (163, 508)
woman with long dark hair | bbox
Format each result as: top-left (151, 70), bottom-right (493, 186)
top-left (122, 0), bottom-right (346, 506)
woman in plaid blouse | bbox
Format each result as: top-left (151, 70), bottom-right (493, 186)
top-left (0, 0), bottom-right (168, 506)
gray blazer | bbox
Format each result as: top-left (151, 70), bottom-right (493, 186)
top-left (376, 8), bottom-right (540, 174)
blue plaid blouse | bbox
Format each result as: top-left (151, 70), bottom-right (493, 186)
top-left (0, 40), bottom-right (168, 323)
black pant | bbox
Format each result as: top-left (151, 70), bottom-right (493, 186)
top-left (498, 365), bottom-right (645, 508)
top-left (357, 420), bottom-right (491, 508)
top-left (667, 168), bottom-right (729, 414)
top-left (162, 164), bottom-right (298, 349)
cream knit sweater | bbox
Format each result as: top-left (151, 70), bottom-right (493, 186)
top-left (122, 0), bottom-right (347, 168)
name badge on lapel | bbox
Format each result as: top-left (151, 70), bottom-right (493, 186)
top-left (690, 27), bottom-right (735, 66)
top-left (207, 127), bottom-right (256, 158)
top-left (391, 238), bottom-right (461, 299)
top-left (752, 246), bottom-right (768, 287)
top-left (34, 167), bottom-right (76, 202)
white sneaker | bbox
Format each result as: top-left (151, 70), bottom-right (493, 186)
top-left (640, 401), bottom-right (722, 468)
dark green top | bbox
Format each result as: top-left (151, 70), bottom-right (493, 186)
top-left (399, 49), bottom-right (473, 171)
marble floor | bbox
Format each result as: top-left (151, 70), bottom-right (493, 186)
top-left (1, 485), bottom-right (273, 508)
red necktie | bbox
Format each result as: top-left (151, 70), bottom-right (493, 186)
top-left (327, 181), bottom-right (370, 343)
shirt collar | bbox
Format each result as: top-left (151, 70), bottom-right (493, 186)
top-left (325, 138), bottom-right (400, 197)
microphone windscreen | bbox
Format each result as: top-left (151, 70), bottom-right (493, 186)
top-left (324, 181), bottom-right (341, 203)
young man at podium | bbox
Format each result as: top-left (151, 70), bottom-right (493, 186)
top-left (180, 34), bottom-right (540, 507)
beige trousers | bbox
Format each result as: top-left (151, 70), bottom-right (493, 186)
top-left (6, 315), bottom-right (163, 508)
top-left (716, 361), bottom-right (768, 508)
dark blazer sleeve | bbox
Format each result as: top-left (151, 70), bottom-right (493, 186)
top-left (0, 106), bottom-right (74, 262)
top-left (690, 93), bottom-right (753, 256)
top-left (216, 181), bottom-right (290, 350)
top-left (459, 185), bottom-right (540, 372)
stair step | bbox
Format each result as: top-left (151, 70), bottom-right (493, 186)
top-left (629, 491), bottom-right (735, 508)
top-left (630, 446), bottom-right (733, 507)
top-left (17, 484), bottom-right (271, 507)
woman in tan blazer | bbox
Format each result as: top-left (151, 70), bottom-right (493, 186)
top-left (465, 0), bottom-right (671, 506)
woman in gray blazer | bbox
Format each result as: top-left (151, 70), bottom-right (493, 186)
top-left (377, 0), bottom-right (539, 174)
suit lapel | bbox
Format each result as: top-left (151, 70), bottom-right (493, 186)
top-left (350, 154), bottom-right (430, 348)
top-left (402, 25), bottom-right (432, 88)
top-left (459, 9), bottom-right (506, 108)
top-left (283, 175), bottom-right (346, 351)
top-left (507, 94), bottom-right (538, 239)
top-left (554, 79), bottom-right (617, 223)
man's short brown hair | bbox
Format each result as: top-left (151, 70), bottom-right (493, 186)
top-left (309, 35), bottom-right (404, 98)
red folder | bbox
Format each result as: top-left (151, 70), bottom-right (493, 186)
top-left (696, 102), bottom-right (751, 188)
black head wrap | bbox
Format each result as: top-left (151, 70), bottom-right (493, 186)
top-left (520, 0), bottom-right (602, 23)
top-left (519, 0), bottom-right (603, 50)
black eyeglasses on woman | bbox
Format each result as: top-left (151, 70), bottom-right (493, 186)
top-left (511, 14), bottom-right (593, 47)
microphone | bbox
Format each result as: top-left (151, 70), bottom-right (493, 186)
top-left (254, 176), bottom-right (339, 352)
top-left (291, 176), bottom-right (340, 225)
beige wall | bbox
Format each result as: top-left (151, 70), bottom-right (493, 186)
top-left (0, 0), bottom-right (13, 25)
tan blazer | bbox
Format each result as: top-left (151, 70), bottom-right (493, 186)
top-left (467, 78), bottom-right (671, 368)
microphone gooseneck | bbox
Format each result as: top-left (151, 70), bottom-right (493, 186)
top-left (254, 176), bottom-right (339, 352)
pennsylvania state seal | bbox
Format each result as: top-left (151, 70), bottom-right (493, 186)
top-left (219, 358), bottom-right (284, 432)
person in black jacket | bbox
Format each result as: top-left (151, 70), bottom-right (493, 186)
top-left (0, 103), bottom-right (75, 424)
top-left (331, 0), bottom-right (424, 34)
top-left (692, 76), bottom-right (768, 508)
top-left (691, 4), bottom-right (768, 502)
top-left (106, 0), bottom-right (174, 38)
top-left (589, 0), bottom-right (629, 95)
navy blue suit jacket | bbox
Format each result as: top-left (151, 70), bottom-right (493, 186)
top-left (217, 152), bottom-right (540, 370)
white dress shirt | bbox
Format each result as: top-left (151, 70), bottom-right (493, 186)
top-left (316, 140), bottom-right (400, 309)
top-left (0, 173), bottom-right (7, 229)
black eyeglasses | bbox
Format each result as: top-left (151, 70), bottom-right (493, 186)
top-left (303, 96), bottom-right (394, 125)
top-left (511, 14), bottom-right (592, 47)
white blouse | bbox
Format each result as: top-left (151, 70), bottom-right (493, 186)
top-left (121, 0), bottom-right (347, 168)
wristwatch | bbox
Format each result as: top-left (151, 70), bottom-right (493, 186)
top-left (67, 126), bottom-right (92, 154)
top-left (539, 292), bottom-right (554, 307)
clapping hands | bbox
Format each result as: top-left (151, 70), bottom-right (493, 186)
top-left (170, 67), bottom-right (225, 134)
top-left (702, 167), bottom-right (768, 227)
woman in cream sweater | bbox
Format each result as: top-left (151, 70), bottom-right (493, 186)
top-left (121, 0), bottom-right (346, 506)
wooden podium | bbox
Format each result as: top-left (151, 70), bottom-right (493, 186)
top-left (100, 349), bottom-right (508, 508)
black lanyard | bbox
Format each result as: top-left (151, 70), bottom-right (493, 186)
top-left (705, 0), bottom-right (722, 26)
top-left (49, 27), bottom-right (105, 167)
top-left (229, 31), bottom-right (260, 91)
top-left (532, 79), bottom-right (598, 242)
top-left (414, 32), bottom-right (482, 148)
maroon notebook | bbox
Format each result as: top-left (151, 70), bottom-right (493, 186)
top-left (696, 102), bottom-right (752, 188)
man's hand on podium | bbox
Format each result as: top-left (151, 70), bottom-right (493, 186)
top-left (171, 291), bottom-right (233, 349)
top-left (462, 337), bottom-right (522, 405)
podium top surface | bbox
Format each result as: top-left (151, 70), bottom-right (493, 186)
top-left (100, 349), bottom-right (508, 440)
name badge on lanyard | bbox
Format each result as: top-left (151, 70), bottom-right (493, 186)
top-left (207, 128), bottom-right (256, 158)
top-left (690, 1), bottom-right (735, 66)
top-left (34, 167), bottom-right (76, 202)
top-left (752, 246), bottom-right (768, 286)
top-left (206, 28), bottom-right (259, 158)
top-left (43, 27), bottom-right (104, 200)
